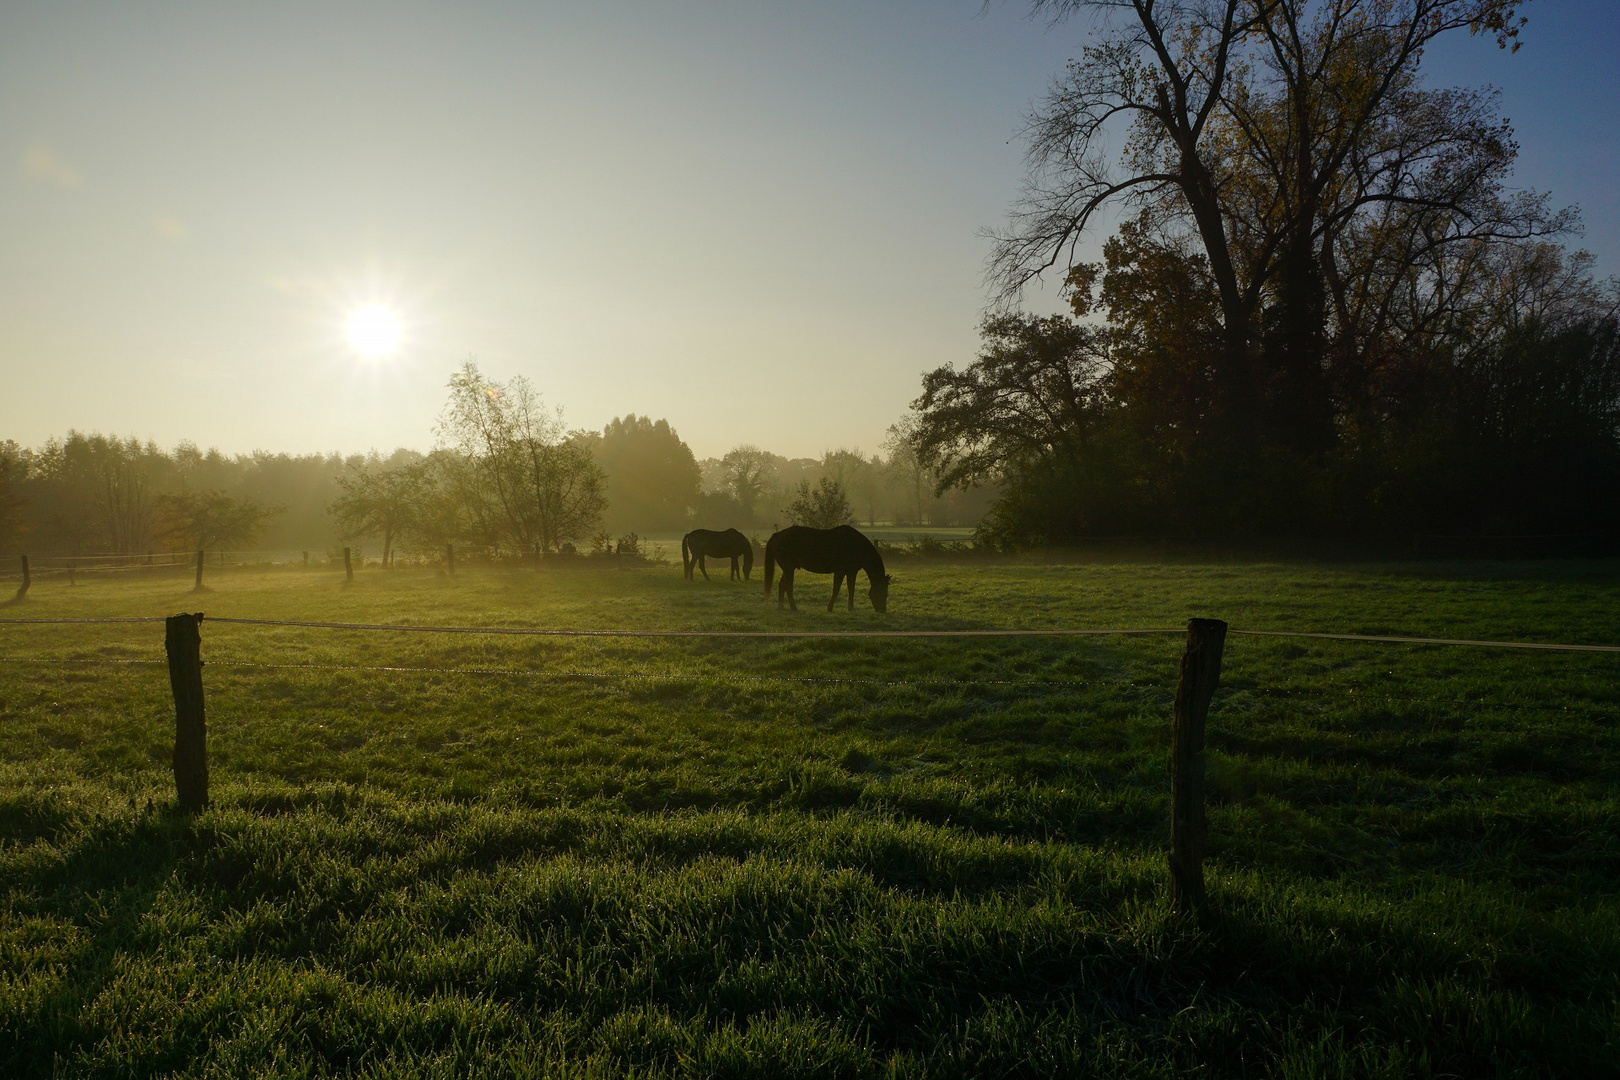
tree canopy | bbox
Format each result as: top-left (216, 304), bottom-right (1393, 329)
top-left (936, 0), bottom-right (1620, 543)
top-left (436, 362), bottom-right (607, 553)
top-left (590, 415), bottom-right (701, 534)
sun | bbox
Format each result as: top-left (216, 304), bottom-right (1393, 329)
top-left (345, 304), bottom-right (403, 358)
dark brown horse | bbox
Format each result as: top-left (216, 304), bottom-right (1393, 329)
top-left (682, 528), bottom-right (754, 581)
top-left (763, 525), bottom-right (890, 612)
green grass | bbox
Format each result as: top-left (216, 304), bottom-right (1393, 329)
top-left (1, 559), bottom-right (1618, 1077)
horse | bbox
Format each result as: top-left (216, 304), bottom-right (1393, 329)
top-left (682, 528), bottom-right (754, 581)
top-left (762, 525), bottom-right (891, 612)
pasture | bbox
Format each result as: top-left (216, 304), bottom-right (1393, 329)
top-left (1, 558), bottom-right (1617, 1077)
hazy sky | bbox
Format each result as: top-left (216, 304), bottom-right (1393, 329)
top-left (3, 1), bottom-right (1615, 461)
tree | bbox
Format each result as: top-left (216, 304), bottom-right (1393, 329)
top-left (436, 361), bottom-right (607, 553)
top-left (784, 477), bottom-right (854, 529)
top-left (1079, 221), bottom-right (1224, 457)
top-left (913, 313), bottom-right (1112, 490)
top-left (821, 449), bottom-right (883, 524)
top-left (154, 491), bottom-right (280, 552)
top-left (881, 418), bottom-right (934, 526)
top-left (719, 445), bottom-right (776, 523)
top-left (0, 441), bottom-right (25, 552)
top-left (328, 457), bottom-right (430, 566)
top-left (591, 414), bottom-right (701, 533)
top-left (994, 0), bottom-right (1550, 449)
top-left (28, 433), bottom-right (170, 554)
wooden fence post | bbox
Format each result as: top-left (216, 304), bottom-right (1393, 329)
top-left (446, 543), bottom-right (455, 574)
top-left (303, 550), bottom-right (309, 568)
top-left (14, 555), bottom-right (28, 599)
top-left (1170, 617), bottom-right (1227, 916)
top-left (194, 550), bottom-right (205, 591)
top-left (344, 546), bottom-right (354, 582)
top-left (165, 612), bottom-right (208, 812)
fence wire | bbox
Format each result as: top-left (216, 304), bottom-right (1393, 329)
top-left (5, 654), bottom-right (1613, 718)
top-left (4, 614), bottom-right (1617, 653)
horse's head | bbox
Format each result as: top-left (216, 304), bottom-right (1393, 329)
top-left (869, 573), bottom-right (892, 613)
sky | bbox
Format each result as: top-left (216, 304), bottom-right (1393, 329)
top-left (2, 1), bottom-right (1615, 462)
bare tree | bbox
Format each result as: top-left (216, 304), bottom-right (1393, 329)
top-left (995, 0), bottom-right (1549, 439)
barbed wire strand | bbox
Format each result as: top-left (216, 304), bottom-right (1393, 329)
top-left (0, 655), bottom-right (1105, 688)
top-left (1228, 629), bottom-right (1620, 653)
top-left (0, 617), bottom-right (170, 624)
top-left (2, 655), bottom-right (1615, 714)
top-left (204, 617), bottom-right (1620, 652)
top-left (206, 617), bottom-right (1186, 638)
top-left (2, 615), bottom-right (1618, 653)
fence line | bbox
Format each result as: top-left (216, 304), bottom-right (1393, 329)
top-left (206, 660), bottom-right (1096, 688)
top-left (0, 616), bottom-right (170, 624)
top-left (205, 617), bottom-right (1188, 639)
top-left (0, 656), bottom-right (164, 666)
top-left (3, 614), bottom-right (1620, 652)
top-left (6, 606), bottom-right (1612, 913)
top-left (1227, 629), bottom-right (1620, 654)
top-left (18, 566), bottom-right (193, 573)
top-left (4, 655), bottom-right (1615, 716)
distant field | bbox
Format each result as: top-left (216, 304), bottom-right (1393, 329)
top-left (2, 559), bottom-right (1618, 1077)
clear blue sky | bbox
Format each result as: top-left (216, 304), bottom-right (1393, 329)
top-left (2, 1), bottom-right (1614, 460)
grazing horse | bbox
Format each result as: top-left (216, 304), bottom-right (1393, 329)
top-left (682, 528), bottom-right (754, 581)
top-left (763, 525), bottom-right (891, 612)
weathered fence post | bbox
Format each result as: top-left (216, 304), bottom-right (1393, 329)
top-left (194, 550), bottom-right (205, 591)
top-left (165, 612), bottom-right (208, 812)
top-left (344, 546), bottom-right (354, 582)
top-left (14, 555), bottom-right (29, 599)
top-left (303, 550), bottom-right (309, 568)
top-left (446, 543), bottom-right (455, 574)
top-left (1170, 617), bottom-right (1227, 916)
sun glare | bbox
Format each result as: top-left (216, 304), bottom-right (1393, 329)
top-left (346, 304), bottom-right (403, 358)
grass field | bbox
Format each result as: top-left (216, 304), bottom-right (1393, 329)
top-left (1, 558), bottom-right (1617, 1077)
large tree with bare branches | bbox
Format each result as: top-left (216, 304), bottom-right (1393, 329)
top-left (993, 0), bottom-right (1558, 449)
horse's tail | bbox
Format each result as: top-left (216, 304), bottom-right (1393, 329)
top-left (741, 539), bottom-right (754, 580)
top-left (762, 534), bottom-right (776, 599)
top-left (681, 533), bottom-right (693, 580)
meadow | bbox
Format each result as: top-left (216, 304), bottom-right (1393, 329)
top-left (1, 556), bottom-right (1617, 1077)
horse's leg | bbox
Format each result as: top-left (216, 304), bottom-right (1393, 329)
top-left (699, 554), bottom-right (710, 581)
top-left (783, 567), bottom-right (797, 611)
top-left (848, 569), bottom-right (857, 611)
top-left (730, 556), bottom-right (739, 581)
top-left (828, 571), bottom-right (842, 612)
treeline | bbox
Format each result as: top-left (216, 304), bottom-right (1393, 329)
top-left (932, 0), bottom-right (1620, 547)
top-left (0, 362), bottom-right (989, 560)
